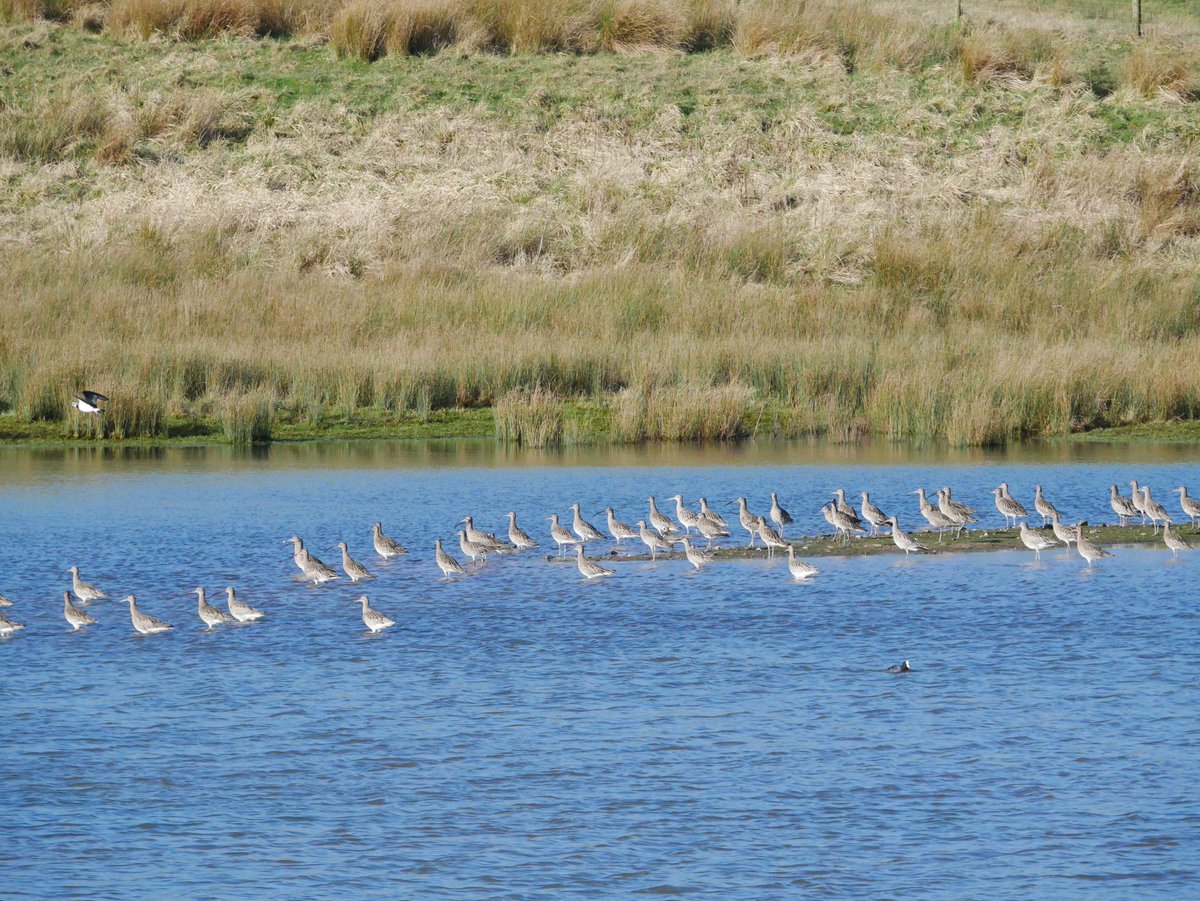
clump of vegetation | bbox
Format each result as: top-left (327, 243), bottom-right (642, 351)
top-left (494, 386), bottom-right (565, 447)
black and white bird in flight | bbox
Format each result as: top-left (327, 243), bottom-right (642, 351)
top-left (71, 390), bottom-right (109, 415)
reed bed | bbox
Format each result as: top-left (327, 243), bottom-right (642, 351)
top-left (1, 16), bottom-right (1198, 445)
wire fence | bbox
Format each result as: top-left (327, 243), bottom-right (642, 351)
top-left (944, 0), bottom-right (1200, 36)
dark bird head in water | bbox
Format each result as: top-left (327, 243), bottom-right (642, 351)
top-left (884, 660), bottom-right (911, 674)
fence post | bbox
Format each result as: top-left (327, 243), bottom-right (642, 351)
top-left (957, 1), bottom-right (963, 21)
top-left (1133, 0), bottom-right (1142, 37)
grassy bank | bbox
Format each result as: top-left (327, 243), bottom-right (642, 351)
top-left (1, 2), bottom-right (1199, 446)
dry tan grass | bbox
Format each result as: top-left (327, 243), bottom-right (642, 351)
top-left (1121, 38), bottom-right (1197, 98)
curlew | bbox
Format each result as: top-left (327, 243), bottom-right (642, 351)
top-left (678, 538), bottom-right (714, 571)
top-left (570, 503), bottom-right (606, 543)
top-left (460, 516), bottom-right (508, 551)
top-left (936, 488), bottom-right (976, 539)
top-left (547, 514), bottom-right (579, 556)
top-left (1163, 521), bottom-right (1192, 557)
top-left (0, 613), bottom-right (24, 636)
top-left (192, 587), bottom-right (234, 628)
top-left (287, 537), bottom-right (339, 585)
top-left (506, 512), bottom-right (539, 550)
top-left (914, 489), bottom-right (955, 541)
top-left (1109, 485), bottom-right (1140, 527)
top-left (833, 489), bottom-right (864, 531)
top-left (637, 520), bottom-right (673, 561)
top-left (755, 516), bottom-right (789, 558)
top-left (225, 587), bottom-right (264, 622)
top-left (124, 595), bottom-right (173, 634)
top-left (1018, 523), bottom-right (1057, 560)
top-left (1141, 486), bottom-right (1172, 534)
top-left (1074, 522), bottom-right (1113, 567)
top-left (67, 566), bottom-right (107, 605)
top-left (334, 541), bottom-right (375, 582)
top-left (575, 545), bottom-right (616, 580)
top-left (63, 591), bottom-right (96, 630)
top-left (1033, 485), bottom-right (1059, 527)
top-left (600, 507), bottom-right (639, 545)
top-left (859, 492), bottom-right (889, 536)
top-left (695, 513), bottom-right (730, 547)
top-left (435, 538), bottom-right (467, 577)
top-left (648, 497), bottom-right (678, 538)
top-left (887, 516), bottom-right (928, 556)
top-left (769, 491), bottom-right (793, 538)
top-left (457, 530), bottom-right (491, 564)
top-left (1174, 487), bottom-right (1200, 529)
top-left (1129, 480), bottom-right (1149, 524)
top-left (823, 503), bottom-right (866, 545)
top-left (351, 596), bottom-right (395, 633)
top-left (735, 497), bottom-right (759, 546)
top-left (1050, 512), bottom-right (1076, 548)
top-left (372, 522), bottom-right (408, 559)
top-left (697, 498), bottom-right (728, 529)
top-left (786, 545), bottom-right (819, 580)
top-left (992, 486), bottom-right (1028, 529)
top-left (669, 495), bottom-right (701, 535)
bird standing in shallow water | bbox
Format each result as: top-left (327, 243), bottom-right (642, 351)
top-left (0, 614), bottom-right (24, 636)
top-left (1018, 522), bottom-right (1057, 560)
top-left (435, 538), bottom-right (467, 577)
top-left (575, 545), bottom-right (616, 579)
top-left (786, 545), bottom-right (818, 579)
top-left (769, 491), bottom-right (793, 538)
top-left (67, 566), bottom-right (107, 605)
top-left (372, 522), bottom-right (407, 559)
top-left (225, 587), bottom-right (264, 622)
top-left (1074, 523), bottom-right (1113, 568)
top-left (124, 595), bottom-right (172, 635)
top-left (63, 591), bottom-right (96, 630)
top-left (352, 596), bottom-right (395, 633)
top-left (193, 588), bottom-right (234, 628)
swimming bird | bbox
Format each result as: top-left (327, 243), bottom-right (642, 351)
top-left (434, 538), bottom-right (467, 577)
top-left (1033, 485), bottom-right (1059, 527)
top-left (63, 591), bottom-right (96, 630)
top-left (1109, 485), bottom-right (1140, 527)
top-left (1129, 480), bottom-right (1149, 524)
top-left (0, 614), bottom-right (24, 636)
top-left (697, 497), bottom-right (728, 529)
top-left (769, 491), bottom-right (793, 537)
top-left (460, 516), bottom-right (508, 551)
top-left (992, 485), bottom-right (1028, 529)
top-left (1175, 487), bottom-right (1200, 529)
top-left (575, 545), bottom-right (615, 579)
top-left (67, 566), bottom-right (107, 604)
top-left (1018, 522), bottom-right (1057, 560)
top-left (506, 512), bottom-right (539, 549)
top-left (0, 593), bottom-right (12, 606)
top-left (637, 520), bottom-right (673, 560)
top-left (884, 660), bottom-right (911, 674)
top-left (755, 516), bottom-right (789, 558)
top-left (287, 537), bottom-right (339, 585)
top-left (372, 522), bottom-right (408, 559)
top-left (547, 514), bottom-right (579, 556)
top-left (334, 541), bottom-right (374, 582)
top-left (679, 537), bottom-right (714, 571)
top-left (123, 595), bottom-right (172, 634)
top-left (600, 507), bottom-right (639, 544)
top-left (351, 596), bottom-right (395, 633)
top-left (936, 488), bottom-right (976, 538)
top-left (1141, 486), bottom-right (1171, 534)
top-left (735, 497), bottom-right (759, 546)
top-left (225, 587), bottom-right (264, 622)
top-left (1163, 521), bottom-right (1192, 557)
top-left (669, 495), bottom-right (701, 535)
top-left (192, 587), bottom-right (234, 628)
top-left (457, 530), bottom-right (491, 564)
top-left (1050, 512), bottom-right (1076, 548)
top-left (914, 489), bottom-right (955, 541)
top-left (648, 497), bottom-right (678, 537)
top-left (570, 503), bottom-right (606, 543)
top-left (1074, 522), bottom-right (1112, 567)
top-left (859, 492), bottom-right (889, 536)
top-left (887, 516), bottom-right (928, 556)
top-left (786, 545), bottom-right (819, 579)
top-left (71, 390), bottom-right (109, 415)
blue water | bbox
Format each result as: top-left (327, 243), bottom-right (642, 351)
top-left (2, 441), bottom-right (1199, 899)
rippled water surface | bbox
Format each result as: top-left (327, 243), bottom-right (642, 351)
top-left (2, 440), bottom-right (1199, 899)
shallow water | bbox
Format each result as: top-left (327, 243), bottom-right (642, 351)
top-left (2, 440), bottom-right (1199, 899)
